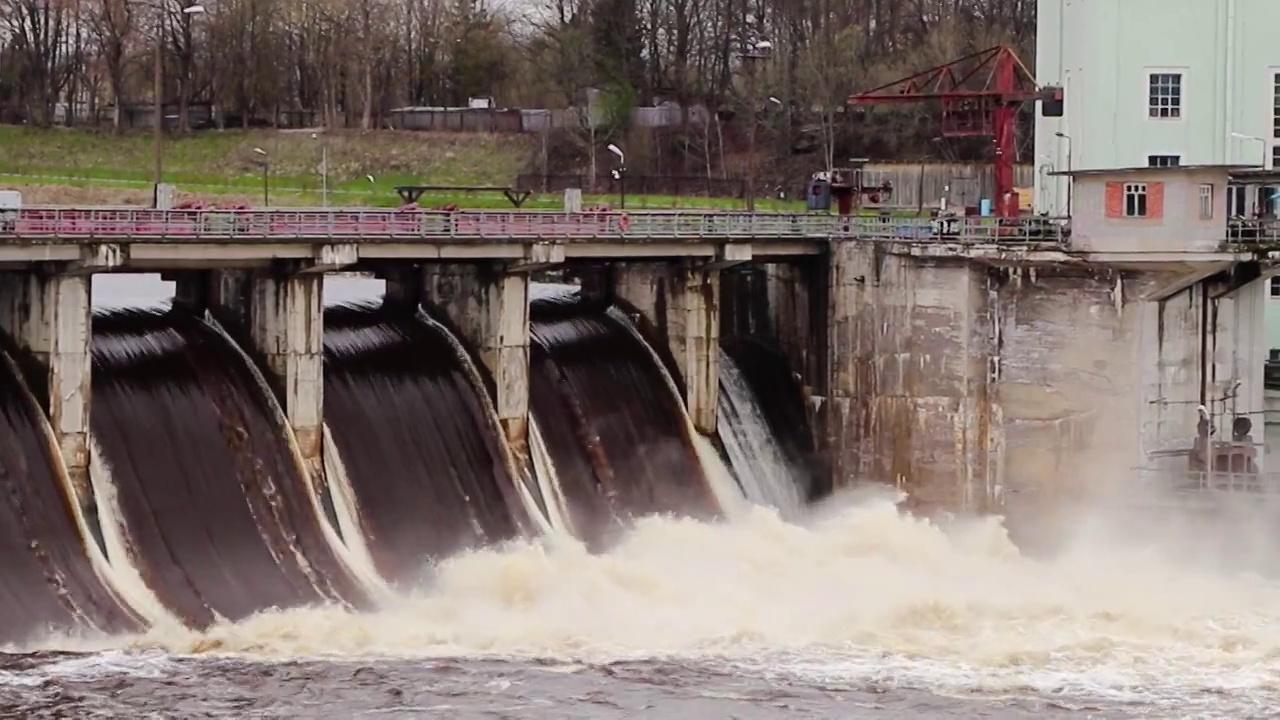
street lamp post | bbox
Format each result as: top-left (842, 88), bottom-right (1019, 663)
top-left (1054, 131), bottom-right (1072, 216)
top-left (607, 143), bottom-right (625, 209)
top-left (153, 2), bottom-right (205, 199)
top-left (1230, 132), bottom-right (1267, 169)
top-left (738, 38), bottom-right (772, 213)
top-left (253, 147), bottom-right (269, 206)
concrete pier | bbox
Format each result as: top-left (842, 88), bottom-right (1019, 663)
top-left (174, 269), bottom-right (327, 484)
top-left (823, 245), bottom-right (997, 510)
top-left (611, 262), bottom-right (722, 434)
top-left (395, 264), bottom-right (533, 458)
top-left (0, 271), bottom-right (93, 500)
top-left (247, 273), bottom-right (325, 480)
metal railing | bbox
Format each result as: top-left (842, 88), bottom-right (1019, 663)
top-left (1226, 218), bottom-right (1280, 244)
top-left (1130, 467), bottom-right (1280, 495)
top-left (0, 207), bottom-right (1071, 244)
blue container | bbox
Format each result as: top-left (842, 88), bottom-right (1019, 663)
top-left (806, 180), bottom-right (832, 211)
top-left (979, 198), bottom-right (993, 216)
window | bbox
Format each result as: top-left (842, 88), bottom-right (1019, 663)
top-left (1148, 155), bottom-right (1181, 168)
top-left (1199, 184), bottom-right (1214, 220)
top-left (1274, 72), bottom-right (1280, 139)
top-left (1124, 183), bottom-right (1148, 217)
top-left (1148, 73), bottom-right (1182, 119)
top-left (1271, 276), bottom-right (1280, 298)
top-left (1228, 185), bottom-right (1248, 216)
top-left (1272, 144), bottom-right (1280, 169)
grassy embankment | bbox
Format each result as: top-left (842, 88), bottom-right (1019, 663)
top-left (0, 126), bottom-right (807, 211)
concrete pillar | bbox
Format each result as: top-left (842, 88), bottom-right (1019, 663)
top-left (382, 264), bottom-right (423, 309)
top-left (0, 271), bottom-right (93, 503)
top-left (421, 263), bottom-right (531, 458)
top-left (172, 269), bottom-right (325, 482)
top-left (612, 261), bottom-right (721, 435)
top-left (246, 273), bottom-right (325, 481)
top-left (825, 244), bottom-right (997, 510)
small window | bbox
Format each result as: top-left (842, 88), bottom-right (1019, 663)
top-left (1272, 144), bottom-right (1280, 169)
top-left (1148, 73), bottom-right (1182, 119)
top-left (1148, 155), bottom-right (1181, 168)
top-left (1271, 276), bottom-right (1280, 298)
top-left (1124, 183), bottom-right (1148, 217)
top-left (1198, 184), bottom-right (1214, 220)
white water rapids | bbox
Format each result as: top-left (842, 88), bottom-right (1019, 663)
top-left (17, 487), bottom-right (1276, 717)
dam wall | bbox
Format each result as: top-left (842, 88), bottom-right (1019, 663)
top-left (0, 205), bottom-right (1268, 522)
top-left (0, 254), bottom-right (1262, 522)
top-left (717, 251), bottom-right (1262, 519)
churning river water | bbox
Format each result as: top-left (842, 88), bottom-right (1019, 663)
top-left (1, 275), bottom-right (1277, 719)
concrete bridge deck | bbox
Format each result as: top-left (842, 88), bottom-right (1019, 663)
top-left (0, 208), bottom-right (1069, 268)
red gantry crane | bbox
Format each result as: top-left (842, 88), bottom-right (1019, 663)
top-left (847, 45), bottom-right (1063, 219)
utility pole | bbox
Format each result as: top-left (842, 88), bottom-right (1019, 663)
top-left (738, 38), bottom-right (772, 213)
top-left (153, 3), bottom-right (206, 197)
top-left (153, 6), bottom-right (165, 188)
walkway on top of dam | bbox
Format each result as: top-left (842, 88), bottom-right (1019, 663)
top-left (4, 206), bottom-right (1279, 269)
top-left (0, 207), bottom-right (1070, 268)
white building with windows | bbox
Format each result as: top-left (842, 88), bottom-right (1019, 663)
top-left (1035, 0), bottom-right (1280, 216)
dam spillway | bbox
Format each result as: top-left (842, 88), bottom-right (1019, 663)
top-left (0, 272), bottom-right (820, 645)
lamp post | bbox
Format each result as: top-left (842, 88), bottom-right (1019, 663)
top-left (1230, 132), bottom-right (1267, 169)
top-left (153, 2), bottom-right (205, 197)
top-left (738, 38), bottom-right (772, 213)
top-left (253, 147), bottom-right (269, 206)
top-left (1054, 131), bottom-right (1072, 216)
top-left (607, 143), bottom-right (625, 209)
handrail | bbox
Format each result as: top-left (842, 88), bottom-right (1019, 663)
top-left (0, 207), bottom-right (1071, 244)
top-left (1226, 218), bottom-right (1280, 244)
top-left (1129, 468), bottom-right (1280, 495)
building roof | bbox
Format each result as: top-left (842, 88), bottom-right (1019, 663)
top-left (1228, 168), bottom-right (1280, 183)
top-left (1048, 164), bottom-right (1258, 177)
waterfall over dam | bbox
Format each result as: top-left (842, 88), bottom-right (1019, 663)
top-left (0, 275), bottom-right (816, 646)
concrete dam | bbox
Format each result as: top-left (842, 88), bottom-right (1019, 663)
top-left (0, 183), bottom-right (1273, 646)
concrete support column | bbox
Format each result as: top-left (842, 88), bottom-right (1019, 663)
top-left (825, 244), bottom-right (997, 510)
top-left (612, 261), bottom-right (721, 435)
top-left (421, 263), bottom-right (531, 458)
top-left (381, 264), bottom-right (424, 309)
top-left (170, 269), bottom-right (250, 323)
top-left (246, 272), bottom-right (325, 481)
top-left (0, 271), bottom-right (93, 502)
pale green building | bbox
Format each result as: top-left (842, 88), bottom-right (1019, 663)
top-left (1035, 0), bottom-right (1280, 216)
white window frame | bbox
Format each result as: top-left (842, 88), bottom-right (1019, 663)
top-left (1146, 69), bottom-right (1185, 121)
top-left (1198, 183), bottom-right (1214, 220)
top-left (1123, 182), bottom-right (1149, 218)
top-left (1147, 154), bottom-right (1181, 168)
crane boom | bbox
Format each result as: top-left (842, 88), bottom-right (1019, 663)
top-left (848, 45), bottom-right (1063, 218)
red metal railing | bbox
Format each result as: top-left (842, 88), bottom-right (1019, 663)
top-left (0, 207), bottom-right (1071, 244)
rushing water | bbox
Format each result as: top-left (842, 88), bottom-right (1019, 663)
top-left (0, 273), bottom-right (1274, 718)
top-left (323, 302), bottom-right (530, 585)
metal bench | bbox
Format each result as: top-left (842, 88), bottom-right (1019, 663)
top-left (393, 185), bottom-right (533, 208)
